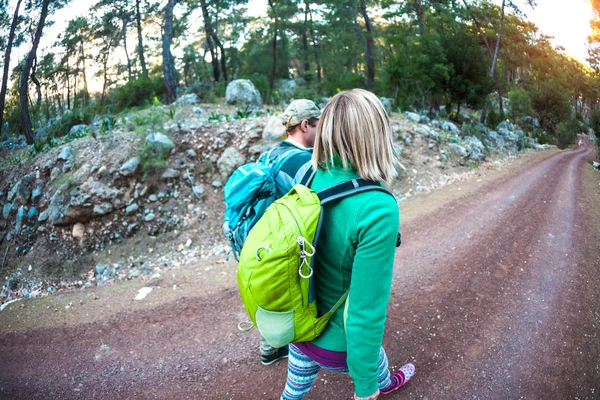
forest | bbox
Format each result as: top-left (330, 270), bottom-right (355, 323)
top-left (1, 0), bottom-right (600, 152)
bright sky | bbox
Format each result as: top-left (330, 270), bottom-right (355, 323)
top-left (518, 0), bottom-right (593, 63)
top-left (7, 0), bottom-right (596, 93)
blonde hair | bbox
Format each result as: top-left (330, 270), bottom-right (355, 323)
top-left (312, 89), bottom-right (399, 186)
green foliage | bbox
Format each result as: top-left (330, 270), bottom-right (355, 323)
top-left (531, 84), bottom-right (572, 132)
top-left (208, 112), bottom-right (223, 122)
top-left (166, 106), bottom-right (176, 120)
top-left (47, 110), bottom-right (92, 139)
top-left (236, 105), bottom-right (252, 119)
top-left (99, 116), bottom-right (118, 134)
top-left (555, 119), bottom-right (585, 149)
top-left (139, 142), bottom-right (170, 177)
top-left (52, 173), bottom-right (80, 190)
top-left (322, 73), bottom-right (364, 97)
top-left (508, 87), bottom-right (532, 121)
top-left (131, 107), bottom-right (167, 132)
top-left (590, 110), bottom-right (600, 139)
top-left (486, 109), bottom-right (505, 130)
top-left (109, 77), bottom-right (166, 110)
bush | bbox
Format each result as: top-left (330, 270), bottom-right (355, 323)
top-left (590, 110), bottom-right (600, 139)
top-left (486, 108), bottom-right (505, 130)
top-left (508, 87), bottom-right (532, 121)
top-left (322, 72), bottom-right (364, 97)
top-left (555, 119), bottom-right (585, 149)
top-left (109, 77), bottom-right (166, 111)
top-left (47, 109), bottom-right (93, 139)
top-left (139, 142), bottom-right (170, 177)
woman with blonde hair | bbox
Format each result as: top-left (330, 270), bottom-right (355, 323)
top-left (280, 89), bottom-right (414, 400)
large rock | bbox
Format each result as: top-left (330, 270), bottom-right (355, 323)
top-left (448, 143), bottom-right (468, 158)
top-left (8, 181), bottom-right (31, 205)
top-left (217, 147), bottom-right (246, 179)
top-left (463, 136), bottom-right (486, 161)
top-left (119, 157), bottom-right (140, 176)
top-left (68, 124), bottom-right (89, 137)
top-left (175, 93), bottom-right (200, 105)
top-left (58, 146), bottom-right (74, 161)
top-left (496, 120), bottom-right (515, 133)
top-left (145, 132), bottom-right (175, 154)
top-left (441, 121), bottom-right (461, 135)
top-left (405, 112), bottom-right (421, 123)
top-left (379, 97), bottom-right (394, 114)
top-left (225, 79), bottom-right (262, 108)
top-left (262, 116), bottom-right (286, 141)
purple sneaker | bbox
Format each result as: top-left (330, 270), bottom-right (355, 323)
top-left (380, 363), bottom-right (415, 395)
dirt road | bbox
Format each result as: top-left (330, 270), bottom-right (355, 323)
top-left (1, 143), bottom-right (599, 400)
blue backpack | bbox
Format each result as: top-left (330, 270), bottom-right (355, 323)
top-left (223, 147), bottom-right (305, 260)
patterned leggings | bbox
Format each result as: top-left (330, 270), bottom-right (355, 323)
top-left (281, 344), bottom-right (392, 400)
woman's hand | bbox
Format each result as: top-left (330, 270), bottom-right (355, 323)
top-left (354, 389), bottom-right (380, 400)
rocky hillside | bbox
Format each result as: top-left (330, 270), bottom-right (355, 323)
top-left (0, 96), bottom-right (553, 306)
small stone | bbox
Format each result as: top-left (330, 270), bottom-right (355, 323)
top-left (51, 167), bottom-right (61, 181)
top-left (186, 149), bottom-right (197, 158)
top-left (161, 168), bottom-right (180, 179)
top-left (192, 185), bottom-right (205, 197)
top-left (57, 146), bottom-right (74, 161)
top-left (27, 207), bottom-right (38, 219)
top-left (38, 210), bottom-right (49, 222)
top-left (2, 203), bottom-right (13, 219)
top-left (72, 223), bottom-right (85, 240)
top-left (119, 157), bottom-right (141, 176)
top-left (125, 203), bottom-right (139, 214)
top-left (15, 206), bottom-right (26, 231)
top-left (211, 181), bottom-right (223, 188)
top-left (148, 194), bottom-right (158, 202)
top-left (144, 213), bottom-right (156, 222)
top-left (31, 187), bottom-right (43, 203)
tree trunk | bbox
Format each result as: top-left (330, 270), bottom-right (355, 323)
top-left (162, 0), bottom-right (177, 103)
top-left (199, 0), bottom-right (221, 82)
top-left (135, 0), bottom-right (149, 79)
top-left (358, 0), bottom-right (375, 90)
top-left (302, 1), bottom-right (310, 75)
top-left (80, 35), bottom-right (89, 107)
top-left (480, 0), bottom-right (505, 124)
top-left (268, 0), bottom-right (278, 90)
top-left (56, 93), bottom-right (63, 115)
top-left (308, 7), bottom-right (321, 84)
top-left (212, 33), bottom-right (228, 82)
top-left (100, 51), bottom-right (110, 106)
top-left (31, 60), bottom-right (42, 109)
top-left (65, 57), bottom-right (71, 110)
top-left (413, 0), bottom-right (426, 33)
top-left (122, 17), bottom-right (133, 82)
top-left (20, 0), bottom-right (50, 145)
top-left (0, 0), bottom-right (23, 137)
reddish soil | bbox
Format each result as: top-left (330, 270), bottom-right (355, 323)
top-left (1, 142), bottom-right (599, 400)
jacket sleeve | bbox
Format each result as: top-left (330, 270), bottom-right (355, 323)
top-left (346, 192), bottom-right (399, 398)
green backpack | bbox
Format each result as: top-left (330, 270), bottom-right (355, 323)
top-left (237, 175), bottom-right (394, 348)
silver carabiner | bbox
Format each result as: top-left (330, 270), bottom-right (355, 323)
top-left (256, 246), bottom-right (272, 261)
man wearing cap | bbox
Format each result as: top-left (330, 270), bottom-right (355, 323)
top-left (258, 99), bottom-right (322, 365)
top-left (268, 99), bottom-right (322, 198)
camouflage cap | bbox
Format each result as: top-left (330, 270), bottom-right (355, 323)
top-left (281, 99), bottom-right (322, 129)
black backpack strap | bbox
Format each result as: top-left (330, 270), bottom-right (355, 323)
top-left (308, 178), bottom-right (397, 303)
top-left (317, 178), bottom-right (394, 204)
top-left (300, 167), bottom-right (317, 186)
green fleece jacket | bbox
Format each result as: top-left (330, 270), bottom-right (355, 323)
top-left (309, 165), bottom-right (400, 398)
